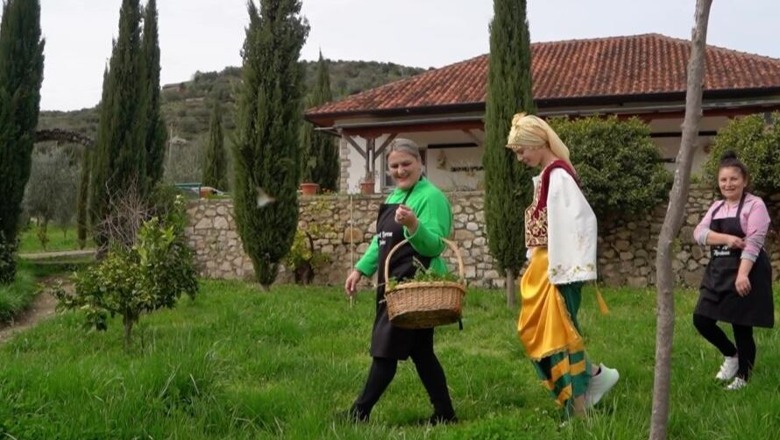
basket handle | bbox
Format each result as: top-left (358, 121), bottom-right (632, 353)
top-left (383, 237), bottom-right (465, 285)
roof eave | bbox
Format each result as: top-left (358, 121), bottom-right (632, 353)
top-left (304, 102), bottom-right (485, 126)
top-left (306, 87), bottom-right (780, 127)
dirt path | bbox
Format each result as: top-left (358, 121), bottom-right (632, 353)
top-left (0, 278), bottom-right (65, 343)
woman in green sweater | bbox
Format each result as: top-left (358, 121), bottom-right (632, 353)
top-left (343, 138), bottom-right (456, 425)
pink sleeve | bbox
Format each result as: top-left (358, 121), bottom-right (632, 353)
top-left (693, 202), bottom-right (719, 245)
top-left (741, 195), bottom-right (770, 260)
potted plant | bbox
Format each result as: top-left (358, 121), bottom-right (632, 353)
top-left (360, 171), bottom-right (376, 194)
top-left (299, 147), bottom-right (320, 196)
top-left (299, 182), bottom-right (320, 196)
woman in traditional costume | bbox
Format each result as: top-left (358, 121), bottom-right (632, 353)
top-left (505, 113), bottom-right (619, 417)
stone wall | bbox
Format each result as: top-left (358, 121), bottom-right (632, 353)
top-left (185, 185), bottom-right (780, 288)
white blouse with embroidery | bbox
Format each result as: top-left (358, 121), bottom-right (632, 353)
top-left (529, 168), bottom-right (598, 284)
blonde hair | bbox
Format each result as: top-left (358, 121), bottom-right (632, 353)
top-left (505, 113), bottom-right (572, 166)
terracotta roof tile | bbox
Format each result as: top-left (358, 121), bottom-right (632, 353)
top-left (306, 33), bottom-right (780, 119)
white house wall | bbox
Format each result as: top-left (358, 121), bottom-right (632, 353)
top-left (648, 115), bottom-right (730, 174)
top-left (340, 114), bottom-right (743, 193)
top-left (343, 130), bottom-right (486, 193)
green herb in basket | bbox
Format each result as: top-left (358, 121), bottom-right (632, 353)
top-left (386, 258), bottom-right (460, 291)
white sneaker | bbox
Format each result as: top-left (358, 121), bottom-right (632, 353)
top-left (585, 363), bottom-right (620, 407)
top-left (715, 356), bottom-right (739, 381)
top-left (726, 377), bottom-right (747, 391)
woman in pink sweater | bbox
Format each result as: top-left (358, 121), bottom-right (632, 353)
top-left (693, 150), bottom-right (774, 391)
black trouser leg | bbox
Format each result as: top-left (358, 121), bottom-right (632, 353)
top-left (693, 314), bottom-right (737, 357)
top-left (410, 344), bottom-right (455, 419)
top-left (352, 357), bottom-right (398, 418)
top-left (732, 324), bottom-right (755, 380)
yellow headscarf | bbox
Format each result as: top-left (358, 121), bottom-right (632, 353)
top-left (506, 113), bottom-right (572, 167)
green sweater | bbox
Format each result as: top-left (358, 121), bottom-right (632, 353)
top-left (355, 178), bottom-right (453, 277)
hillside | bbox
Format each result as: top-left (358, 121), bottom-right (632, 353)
top-left (38, 60), bottom-right (428, 144)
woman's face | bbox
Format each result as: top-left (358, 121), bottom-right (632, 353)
top-left (718, 166), bottom-right (747, 201)
top-left (514, 146), bottom-right (545, 168)
top-left (387, 150), bottom-right (422, 190)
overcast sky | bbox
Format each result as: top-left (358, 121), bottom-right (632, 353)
top-left (23, 0), bottom-right (780, 111)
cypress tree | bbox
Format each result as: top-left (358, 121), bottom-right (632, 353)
top-left (139, 0), bottom-right (166, 192)
top-left (0, 0), bottom-right (45, 283)
top-left (202, 100), bottom-right (227, 191)
top-left (89, 0), bottom-right (144, 243)
top-left (482, 0), bottom-right (536, 306)
top-left (233, 0), bottom-right (309, 289)
top-left (76, 147), bottom-right (91, 249)
top-left (306, 51), bottom-right (339, 192)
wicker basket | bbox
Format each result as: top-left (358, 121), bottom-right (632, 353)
top-left (383, 238), bottom-right (466, 329)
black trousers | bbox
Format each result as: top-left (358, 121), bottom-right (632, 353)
top-left (693, 313), bottom-right (756, 380)
top-left (352, 343), bottom-right (454, 418)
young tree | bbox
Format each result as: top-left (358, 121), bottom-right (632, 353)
top-left (139, 0), bottom-right (167, 192)
top-left (0, 0), bottom-right (45, 283)
top-left (303, 51), bottom-right (339, 192)
top-left (55, 194), bottom-right (198, 349)
top-left (89, 0), bottom-right (145, 247)
top-left (23, 149), bottom-right (79, 248)
top-left (651, 1), bottom-right (714, 438)
top-left (482, 0), bottom-right (535, 307)
top-left (232, 0), bottom-right (309, 289)
top-left (202, 100), bottom-right (228, 190)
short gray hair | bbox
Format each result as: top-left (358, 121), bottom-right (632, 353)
top-left (387, 138), bottom-right (422, 162)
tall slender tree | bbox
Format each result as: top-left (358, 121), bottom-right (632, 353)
top-left (76, 147), bottom-right (91, 249)
top-left (89, 0), bottom-right (144, 245)
top-left (202, 99), bottom-right (227, 191)
top-left (302, 51), bottom-right (339, 192)
top-left (651, 1), bottom-right (714, 438)
top-left (0, 0), bottom-right (45, 283)
top-left (233, 0), bottom-right (309, 289)
top-left (139, 0), bottom-right (166, 192)
top-left (482, 0), bottom-right (536, 307)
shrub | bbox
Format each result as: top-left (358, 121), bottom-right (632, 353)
top-left (702, 112), bottom-right (780, 196)
top-left (283, 229), bottom-right (330, 285)
top-left (550, 116), bottom-right (672, 220)
top-left (283, 199), bottom-right (333, 285)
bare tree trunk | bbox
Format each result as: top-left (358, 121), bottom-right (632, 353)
top-left (505, 269), bottom-right (517, 308)
top-left (124, 315), bottom-right (134, 351)
top-left (650, 1), bottom-right (713, 439)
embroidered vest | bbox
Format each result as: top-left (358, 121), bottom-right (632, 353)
top-left (524, 160), bottom-right (579, 248)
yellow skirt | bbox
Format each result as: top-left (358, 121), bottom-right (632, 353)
top-left (518, 247), bottom-right (589, 409)
top-left (518, 248), bottom-right (584, 359)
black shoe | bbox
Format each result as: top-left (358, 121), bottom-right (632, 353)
top-left (427, 413), bottom-right (458, 426)
top-left (337, 406), bottom-right (369, 423)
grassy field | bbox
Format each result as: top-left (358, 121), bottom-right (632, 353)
top-left (0, 280), bottom-right (778, 439)
top-left (0, 258), bottom-right (94, 323)
top-left (17, 226), bottom-right (85, 254)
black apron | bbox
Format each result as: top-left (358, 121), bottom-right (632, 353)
top-left (370, 185), bottom-right (434, 360)
top-left (696, 194), bottom-right (774, 328)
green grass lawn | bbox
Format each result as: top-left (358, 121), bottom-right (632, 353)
top-left (16, 225), bottom-right (86, 254)
top-left (0, 281), bottom-right (778, 439)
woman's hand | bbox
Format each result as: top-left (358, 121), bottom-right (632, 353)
top-left (344, 269), bottom-right (362, 297)
top-left (724, 235), bottom-right (746, 250)
top-left (395, 205), bottom-right (419, 233)
top-left (735, 274), bottom-right (751, 296)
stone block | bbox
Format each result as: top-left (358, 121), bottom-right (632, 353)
top-left (342, 227), bottom-right (363, 244)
